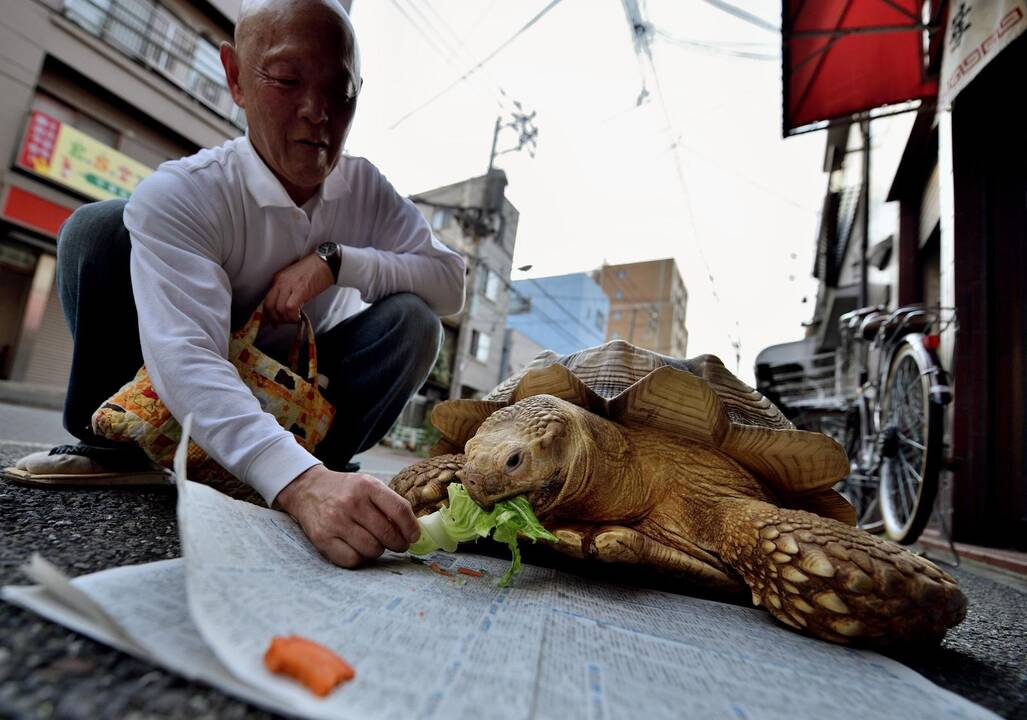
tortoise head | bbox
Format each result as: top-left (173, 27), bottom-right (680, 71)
top-left (461, 394), bottom-right (574, 517)
top-left (461, 394), bottom-right (654, 522)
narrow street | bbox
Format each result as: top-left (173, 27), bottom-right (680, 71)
top-left (1, 402), bottom-right (1025, 718)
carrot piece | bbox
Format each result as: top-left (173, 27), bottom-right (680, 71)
top-left (264, 635), bottom-right (355, 696)
top-left (429, 562), bottom-right (453, 577)
top-left (457, 566), bottom-right (483, 577)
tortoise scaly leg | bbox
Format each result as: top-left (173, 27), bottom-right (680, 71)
top-left (389, 454), bottom-right (464, 516)
top-left (546, 523), bottom-right (746, 595)
top-left (715, 499), bottom-right (967, 645)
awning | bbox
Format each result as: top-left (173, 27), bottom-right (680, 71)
top-left (782, 0), bottom-right (943, 135)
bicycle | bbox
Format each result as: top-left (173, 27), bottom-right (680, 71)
top-left (832, 305), bottom-right (954, 544)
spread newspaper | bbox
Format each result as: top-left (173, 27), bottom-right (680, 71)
top-left (2, 420), bottom-right (999, 719)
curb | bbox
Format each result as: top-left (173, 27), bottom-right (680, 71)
top-left (916, 529), bottom-right (1027, 578)
top-left (0, 381), bottom-right (66, 411)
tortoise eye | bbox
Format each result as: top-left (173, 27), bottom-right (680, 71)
top-left (505, 451), bottom-right (522, 471)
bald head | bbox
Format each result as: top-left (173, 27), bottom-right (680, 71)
top-left (235, 0), bottom-right (360, 84)
top-left (221, 0), bottom-right (362, 205)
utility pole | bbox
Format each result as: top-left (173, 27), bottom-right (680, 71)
top-left (488, 102), bottom-right (538, 172)
top-left (859, 118), bottom-right (871, 309)
top-left (448, 104), bottom-right (539, 400)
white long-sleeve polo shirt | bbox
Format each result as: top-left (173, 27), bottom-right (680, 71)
top-left (123, 135), bottom-right (465, 506)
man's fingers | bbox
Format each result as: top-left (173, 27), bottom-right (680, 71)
top-left (264, 282), bottom-right (287, 324)
top-left (340, 521), bottom-right (386, 560)
top-left (320, 537), bottom-right (362, 568)
top-left (369, 482), bottom-right (420, 543)
top-left (284, 289), bottom-right (303, 321)
top-left (356, 504), bottom-right (410, 552)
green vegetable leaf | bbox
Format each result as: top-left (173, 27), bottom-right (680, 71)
top-left (408, 484), bottom-right (556, 586)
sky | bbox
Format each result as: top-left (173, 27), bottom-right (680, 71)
top-left (343, 0), bottom-right (913, 384)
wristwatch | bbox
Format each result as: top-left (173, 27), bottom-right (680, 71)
top-left (315, 242), bottom-right (342, 282)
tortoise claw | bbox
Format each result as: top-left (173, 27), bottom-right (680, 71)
top-left (719, 501), bottom-right (967, 645)
top-left (389, 454), bottom-right (465, 516)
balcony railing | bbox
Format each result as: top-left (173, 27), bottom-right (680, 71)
top-left (62, 0), bottom-right (246, 131)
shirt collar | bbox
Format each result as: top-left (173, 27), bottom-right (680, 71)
top-left (238, 134), bottom-right (350, 209)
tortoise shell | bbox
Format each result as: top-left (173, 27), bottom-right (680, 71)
top-left (431, 340), bottom-right (854, 524)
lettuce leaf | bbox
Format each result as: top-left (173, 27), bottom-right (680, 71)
top-left (408, 483), bottom-right (557, 586)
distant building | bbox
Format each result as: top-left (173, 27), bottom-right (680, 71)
top-left (499, 328), bottom-right (544, 381)
top-left (507, 272), bottom-right (608, 355)
top-left (595, 259), bottom-right (688, 357)
top-left (382, 170), bottom-right (518, 450)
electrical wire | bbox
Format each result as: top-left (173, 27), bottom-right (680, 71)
top-left (390, 0), bottom-right (462, 67)
top-left (654, 29), bottom-right (779, 60)
top-left (619, 0), bottom-right (742, 359)
top-left (698, 0), bottom-right (779, 34)
top-left (523, 277), bottom-right (613, 344)
top-left (410, 0), bottom-right (517, 112)
top-left (389, 0), bottom-right (567, 130)
top-left (482, 262), bottom-right (601, 349)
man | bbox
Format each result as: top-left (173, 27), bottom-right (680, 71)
top-left (14, 0), bottom-right (465, 568)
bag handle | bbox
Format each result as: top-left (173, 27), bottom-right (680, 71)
top-left (234, 303), bottom-right (319, 381)
top-left (288, 313), bottom-right (319, 382)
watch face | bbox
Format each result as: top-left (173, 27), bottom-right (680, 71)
top-left (317, 242), bottom-right (336, 257)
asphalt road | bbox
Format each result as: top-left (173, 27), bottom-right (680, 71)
top-left (1, 437), bottom-right (1026, 719)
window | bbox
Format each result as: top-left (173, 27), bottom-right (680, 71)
top-left (616, 269), bottom-right (627, 279)
top-left (481, 269), bottom-right (501, 302)
top-left (105, 0), bottom-right (155, 57)
top-left (470, 330), bottom-right (491, 363)
top-left (65, 0), bottom-right (112, 34)
top-left (509, 294), bottom-right (531, 314)
top-left (431, 208), bottom-right (449, 231)
top-left (613, 310), bottom-right (622, 321)
top-left (144, 4), bottom-right (196, 82)
top-left (61, 0), bottom-right (246, 131)
top-left (186, 39), bottom-right (228, 110)
top-left (615, 289), bottom-right (624, 300)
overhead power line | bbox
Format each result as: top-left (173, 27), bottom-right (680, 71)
top-left (480, 260), bottom-right (599, 349)
top-left (390, 0), bottom-right (460, 67)
top-left (525, 278), bottom-right (610, 345)
top-left (699, 0), bottom-right (779, 34)
top-left (389, 0), bottom-right (568, 129)
top-left (618, 0), bottom-right (743, 361)
top-left (654, 29), bottom-right (779, 60)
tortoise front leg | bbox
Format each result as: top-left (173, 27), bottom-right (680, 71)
top-left (714, 499), bottom-right (967, 645)
top-left (389, 454), bottom-right (464, 516)
top-left (546, 523), bottom-right (746, 594)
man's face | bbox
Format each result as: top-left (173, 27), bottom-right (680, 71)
top-left (223, 1), bottom-right (360, 204)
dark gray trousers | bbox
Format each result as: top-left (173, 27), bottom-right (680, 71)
top-left (56, 199), bottom-right (441, 471)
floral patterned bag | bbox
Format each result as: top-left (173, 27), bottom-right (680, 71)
top-left (91, 304), bottom-right (335, 489)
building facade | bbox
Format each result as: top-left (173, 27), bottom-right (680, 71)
top-left (499, 328), bottom-right (544, 383)
top-left (757, 31), bottom-right (1026, 550)
top-left (507, 272), bottom-right (608, 356)
top-left (594, 259), bottom-right (688, 357)
top-left (0, 0), bottom-right (243, 389)
top-left (382, 170), bottom-right (519, 449)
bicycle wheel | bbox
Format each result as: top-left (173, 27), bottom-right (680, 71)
top-left (878, 341), bottom-right (943, 544)
top-left (832, 405), bottom-right (883, 533)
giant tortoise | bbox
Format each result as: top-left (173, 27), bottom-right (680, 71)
top-left (391, 341), bottom-right (966, 645)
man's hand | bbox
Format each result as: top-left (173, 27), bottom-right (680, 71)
top-left (263, 253), bottom-right (334, 325)
top-left (275, 464), bottom-right (421, 567)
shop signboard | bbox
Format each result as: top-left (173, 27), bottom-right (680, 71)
top-left (940, 0), bottom-right (1027, 108)
top-left (16, 111), bottom-right (153, 201)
